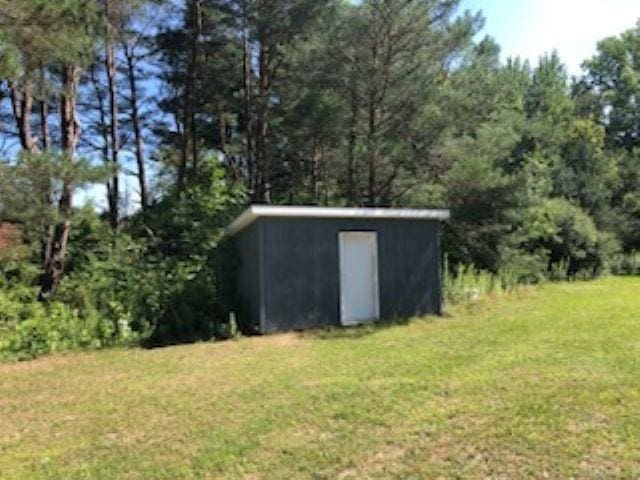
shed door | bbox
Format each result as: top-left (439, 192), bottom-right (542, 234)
top-left (339, 232), bottom-right (380, 325)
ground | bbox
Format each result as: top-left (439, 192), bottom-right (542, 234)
top-left (1, 277), bottom-right (640, 479)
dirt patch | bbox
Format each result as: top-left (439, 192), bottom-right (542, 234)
top-left (0, 352), bottom-right (80, 374)
top-left (336, 444), bottom-right (408, 479)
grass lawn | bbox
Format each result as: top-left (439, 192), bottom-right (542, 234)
top-left (2, 277), bottom-right (640, 479)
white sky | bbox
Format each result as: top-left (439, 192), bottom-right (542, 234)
top-left (462, 0), bottom-right (640, 76)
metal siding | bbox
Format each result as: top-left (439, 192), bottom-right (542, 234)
top-left (259, 217), bottom-right (441, 332)
top-left (234, 221), bottom-right (262, 331)
top-left (261, 219), bottom-right (339, 332)
top-left (377, 220), bottom-right (440, 318)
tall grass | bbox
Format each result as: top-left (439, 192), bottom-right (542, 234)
top-left (610, 252), bottom-right (640, 276)
top-left (444, 250), bottom-right (640, 307)
top-left (443, 260), bottom-right (521, 306)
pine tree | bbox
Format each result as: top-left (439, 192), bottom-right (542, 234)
top-left (0, 0), bottom-right (99, 299)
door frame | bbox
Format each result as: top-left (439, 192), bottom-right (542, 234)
top-left (338, 231), bottom-right (380, 325)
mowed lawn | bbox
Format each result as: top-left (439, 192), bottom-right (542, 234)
top-left (2, 278), bottom-right (640, 479)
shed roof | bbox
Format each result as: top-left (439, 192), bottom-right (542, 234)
top-left (226, 205), bottom-right (450, 236)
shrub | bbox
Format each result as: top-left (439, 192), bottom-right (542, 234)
top-left (0, 286), bottom-right (121, 361)
top-left (523, 199), bottom-right (619, 279)
top-left (48, 157), bottom-right (246, 349)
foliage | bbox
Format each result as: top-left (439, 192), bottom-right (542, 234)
top-left (554, 119), bottom-right (617, 228)
top-left (58, 157), bottom-right (245, 347)
top-left (0, 153), bottom-right (108, 251)
top-left (1, 156), bottom-right (244, 358)
top-left (0, 283), bottom-right (121, 361)
top-left (0, 0), bottom-right (99, 75)
top-left (129, 156), bottom-right (245, 345)
top-left (523, 198), bottom-right (619, 278)
top-left (442, 109), bottom-right (524, 272)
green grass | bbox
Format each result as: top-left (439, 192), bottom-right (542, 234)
top-left (2, 277), bottom-right (640, 479)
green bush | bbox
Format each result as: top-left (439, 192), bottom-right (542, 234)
top-left (130, 158), bottom-right (244, 345)
top-left (0, 286), bottom-right (121, 361)
top-left (57, 231), bottom-right (149, 342)
top-left (50, 157), bottom-right (245, 349)
top-left (523, 198), bottom-right (619, 279)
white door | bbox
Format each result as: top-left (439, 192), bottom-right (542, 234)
top-left (339, 232), bottom-right (380, 325)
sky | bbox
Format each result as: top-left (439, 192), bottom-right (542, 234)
top-left (461, 0), bottom-right (640, 76)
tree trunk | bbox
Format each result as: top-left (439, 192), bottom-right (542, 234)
top-left (10, 71), bottom-right (53, 272)
top-left (38, 66), bottom-right (50, 152)
top-left (218, 104), bottom-right (227, 153)
top-left (39, 64), bottom-right (80, 301)
top-left (39, 98), bottom-right (50, 152)
top-left (89, 64), bottom-right (111, 215)
top-left (289, 152), bottom-right (300, 202)
top-left (190, 0), bottom-right (200, 173)
top-left (255, 37), bottom-right (270, 203)
top-left (124, 44), bottom-right (148, 211)
top-left (366, 37), bottom-right (380, 208)
top-left (242, 9), bottom-right (254, 195)
top-left (179, 0), bottom-right (201, 189)
top-left (310, 138), bottom-right (321, 202)
top-left (347, 85), bottom-right (358, 205)
top-left (10, 75), bottom-right (39, 154)
top-left (367, 96), bottom-right (377, 206)
top-left (105, 0), bottom-right (119, 228)
top-left (38, 65), bottom-right (53, 267)
top-left (19, 79), bottom-right (35, 152)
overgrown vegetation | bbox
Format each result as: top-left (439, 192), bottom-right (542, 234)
top-left (0, 157), bottom-right (243, 359)
top-left (442, 261), bottom-right (520, 306)
top-left (1, 2), bottom-right (640, 359)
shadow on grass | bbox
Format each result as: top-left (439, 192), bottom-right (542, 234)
top-left (299, 315), bottom-right (434, 341)
top-left (140, 337), bottom-right (201, 350)
top-left (140, 314), bottom-right (443, 349)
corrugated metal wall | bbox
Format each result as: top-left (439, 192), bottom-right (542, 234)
top-left (234, 222), bottom-right (263, 331)
top-left (237, 217), bottom-right (442, 333)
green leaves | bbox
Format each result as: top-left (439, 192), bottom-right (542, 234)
top-left (0, 152), bottom-right (109, 255)
top-left (0, 0), bottom-right (99, 71)
top-left (522, 198), bottom-right (618, 278)
top-left (581, 21), bottom-right (640, 150)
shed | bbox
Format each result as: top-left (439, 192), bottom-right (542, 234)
top-left (226, 205), bottom-right (450, 333)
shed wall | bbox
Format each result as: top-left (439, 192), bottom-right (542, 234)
top-left (258, 217), bottom-right (441, 332)
top-left (234, 221), bottom-right (263, 331)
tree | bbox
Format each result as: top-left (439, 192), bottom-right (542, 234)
top-left (122, 33), bottom-right (150, 211)
top-left (0, 0), bottom-right (99, 299)
top-left (103, 0), bottom-right (121, 228)
top-left (155, 0), bottom-right (243, 190)
top-left (330, 0), bottom-right (483, 206)
top-left (580, 21), bottom-right (640, 151)
top-left (576, 23), bottom-right (640, 250)
top-left (554, 119), bottom-right (617, 228)
top-left (248, 0), bottom-right (334, 202)
top-left (442, 108), bottom-right (526, 271)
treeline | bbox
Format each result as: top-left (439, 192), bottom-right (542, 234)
top-left (0, 1), bottom-right (639, 357)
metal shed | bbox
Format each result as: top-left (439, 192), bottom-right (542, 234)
top-left (226, 205), bottom-right (450, 333)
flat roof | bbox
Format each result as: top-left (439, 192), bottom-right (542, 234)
top-left (226, 205), bottom-right (450, 236)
